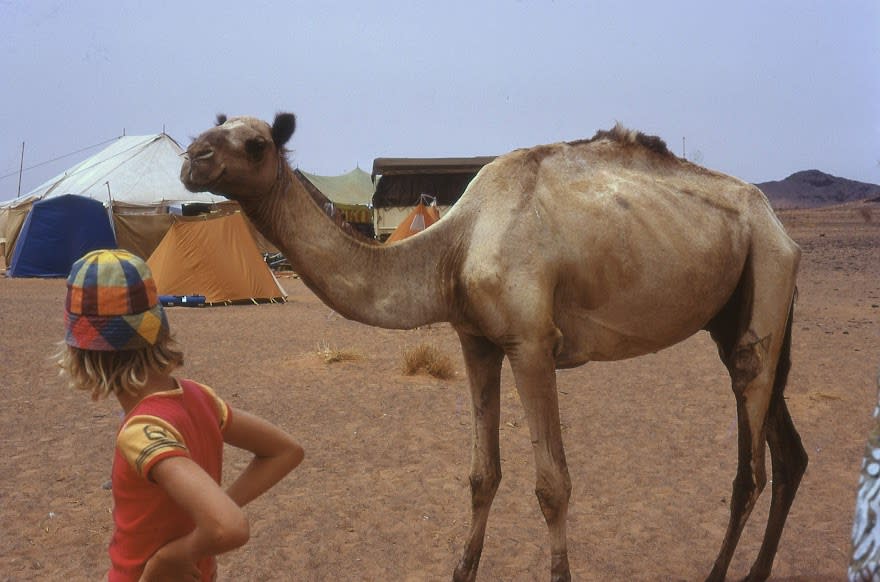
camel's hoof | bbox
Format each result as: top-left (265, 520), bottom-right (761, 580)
top-left (551, 552), bottom-right (571, 582)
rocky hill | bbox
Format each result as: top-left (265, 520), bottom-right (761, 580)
top-left (755, 170), bottom-right (880, 208)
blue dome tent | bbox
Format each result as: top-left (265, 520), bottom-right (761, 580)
top-left (8, 194), bottom-right (117, 277)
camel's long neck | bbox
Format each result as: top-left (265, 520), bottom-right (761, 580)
top-left (238, 164), bottom-right (458, 329)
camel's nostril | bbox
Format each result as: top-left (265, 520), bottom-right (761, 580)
top-left (194, 149), bottom-right (214, 161)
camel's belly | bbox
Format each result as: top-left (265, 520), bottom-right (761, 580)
top-left (555, 311), bottom-right (707, 366)
top-left (553, 266), bottom-right (738, 366)
top-left (548, 196), bottom-right (749, 364)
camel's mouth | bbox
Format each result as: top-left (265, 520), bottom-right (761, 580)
top-left (202, 166), bottom-right (226, 194)
top-left (182, 162), bottom-right (226, 194)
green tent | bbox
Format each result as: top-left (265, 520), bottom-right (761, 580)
top-left (300, 167), bottom-right (375, 226)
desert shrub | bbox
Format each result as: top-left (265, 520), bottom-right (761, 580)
top-left (401, 343), bottom-right (455, 379)
top-left (315, 341), bottom-right (362, 364)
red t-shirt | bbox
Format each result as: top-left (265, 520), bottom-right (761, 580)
top-left (108, 379), bottom-right (231, 582)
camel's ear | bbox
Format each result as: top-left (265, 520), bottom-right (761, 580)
top-left (271, 113), bottom-right (296, 147)
top-left (215, 113), bottom-right (227, 126)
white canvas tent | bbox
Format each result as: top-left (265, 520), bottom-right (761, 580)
top-left (1, 134), bottom-right (234, 267)
top-left (20, 134), bottom-right (226, 206)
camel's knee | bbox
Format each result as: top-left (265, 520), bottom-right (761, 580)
top-left (469, 469), bottom-right (501, 508)
top-left (732, 465), bottom-right (766, 507)
top-left (535, 469), bottom-right (572, 524)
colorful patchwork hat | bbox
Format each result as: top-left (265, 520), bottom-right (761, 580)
top-left (65, 249), bottom-right (169, 351)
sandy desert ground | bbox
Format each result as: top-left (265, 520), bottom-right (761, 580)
top-left (0, 203), bottom-right (877, 581)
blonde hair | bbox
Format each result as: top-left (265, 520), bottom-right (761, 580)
top-left (57, 335), bottom-right (184, 400)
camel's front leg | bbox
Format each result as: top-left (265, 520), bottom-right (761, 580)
top-left (453, 332), bottom-right (504, 582)
top-left (508, 332), bottom-right (572, 582)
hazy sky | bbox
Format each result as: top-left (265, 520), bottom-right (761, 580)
top-left (1, 1), bottom-right (878, 202)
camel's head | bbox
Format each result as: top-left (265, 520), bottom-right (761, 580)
top-left (180, 112), bottom-right (296, 200)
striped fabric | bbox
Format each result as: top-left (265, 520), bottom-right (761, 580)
top-left (65, 249), bottom-right (169, 351)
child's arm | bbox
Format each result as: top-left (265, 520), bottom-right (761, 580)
top-left (223, 409), bottom-right (304, 507)
top-left (140, 457), bottom-right (250, 581)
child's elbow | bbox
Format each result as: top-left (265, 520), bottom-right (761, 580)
top-left (277, 436), bottom-right (304, 473)
top-left (209, 510), bottom-right (250, 553)
top-left (288, 442), bottom-right (304, 471)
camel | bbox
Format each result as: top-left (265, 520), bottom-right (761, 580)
top-left (181, 112), bottom-right (807, 582)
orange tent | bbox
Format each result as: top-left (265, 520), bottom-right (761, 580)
top-left (384, 201), bottom-right (440, 244)
top-left (147, 212), bottom-right (286, 305)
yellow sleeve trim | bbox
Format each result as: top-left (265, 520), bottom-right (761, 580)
top-left (189, 381), bottom-right (230, 430)
top-left (117, 415), bottom-right (188, 478)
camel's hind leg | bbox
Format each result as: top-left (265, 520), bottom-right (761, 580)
top-left (706, 236), bottom-right (806, 582)
top-left (746, 301), bottom-right (808, 581)
top-left (453, 332), bottom-right (505, 582)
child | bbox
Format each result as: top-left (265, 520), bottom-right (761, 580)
top-left (57, 249), bottom-right (304, 581)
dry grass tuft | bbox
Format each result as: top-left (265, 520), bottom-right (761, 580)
top-left (315, 341), bottom-right (363, 364)
top-left (401, 343), bottom-right (456, 380)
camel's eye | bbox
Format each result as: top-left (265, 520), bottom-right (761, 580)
top-left (245, 137), bottom-right (268, 161)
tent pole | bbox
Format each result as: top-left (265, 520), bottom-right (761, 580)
top-left (105, 181), bottom-right (118, 240)
top-left (16, 141), bottom-right (24, 199)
